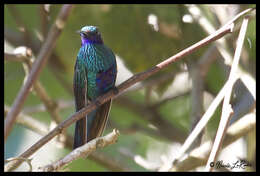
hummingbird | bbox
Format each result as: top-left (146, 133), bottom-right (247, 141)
top-left (73, 26), bottom-right (117, 149)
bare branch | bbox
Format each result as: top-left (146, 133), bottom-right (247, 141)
top-left (5, 105), bottom-right (49, 135)
top-left (4, 5), bottom-right (74, 142)
top-left (40, 129), bottom-right (120, 172)
top-left (163, 75), bottom-right (239, 171)
top-left (5, 47), bottom-right (62, 125)
top-left (39, 5), bottom-right (50, 39)
top-left (4, 53), bottom-right (28, 62)
top-left (6, 5), bottom-right (33, 46)
top-left (5, 26), bottom-right (73, 95)
top-left (171, 111), bottom-right (255, 171)
top-left (187, 60), bottom-right (204, 148)
top-left (5, 157), bottom-right (33, 172)
top-left (205, 16), bottom-right (250, 171)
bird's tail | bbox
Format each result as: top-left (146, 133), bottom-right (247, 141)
top-left (73, 117), bottom-right (86, 149)
top-left (73, 99), bottom-right (112, 149)
top-left (87, 99), bottom-right (111, 142)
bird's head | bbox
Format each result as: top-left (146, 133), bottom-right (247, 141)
top-left (78, 26), bottom-right (103, 45)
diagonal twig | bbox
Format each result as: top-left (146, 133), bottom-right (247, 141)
top-left (5, 157), bottom-right (33, 172)
top-left (5, 105), bottom-right (49, 136)
top-left (205, 16), bottom-right (250, 171)
top-left (5, 47), bottom-right (62, 124)
top-left (171, 111), bottom-right (255, 171)
top-left (39, 4), bottom-right (50, 39)
top-left (165, 74), bottom-right (239, 171)
top-left (6, 5), bottom-right (33, 47)
top-left (40, 129), bottom-right (120, 172)
top-left (4, 5), bottom-right (74, 142)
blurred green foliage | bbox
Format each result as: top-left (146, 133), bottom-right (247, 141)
top-left (4, 4), bottom-right (255, 171)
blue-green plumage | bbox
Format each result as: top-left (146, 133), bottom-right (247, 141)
top-left (73, 26), bottom-right (117, 149)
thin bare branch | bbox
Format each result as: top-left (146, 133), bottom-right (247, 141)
top-left (5, 53), bottom-right (28, 62)
top-left (39, 5), bottom-right (50, 39)
top-left (187, 60), bottom-right (204, 148)
top-left (5, 26), bottom-right (73, 96)
top-left (5, 47), bottom-right (62, 124)
top-left (164, 75), bottom-right (239, 171)
top-left (4, 5), bottom-right (74, 142)
top-left (5, 105), bottom-right (49, 135)
top-left (40, 129), bottom-right (120, 172)
top-left (5, 157), bottom-right (33, 172)
top-left (171, 111), bottom-right (255, 171)
top-left (188, 5), bottom-right (256, 100)
top-left (6, 5), bottom-right (33, 46)
top-left (205, 16), bottom-right (250, 171)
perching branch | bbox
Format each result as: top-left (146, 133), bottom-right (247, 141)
top-left (4, 20), bottom-right (234, 172)
top-left (40, 129), bottom-right (120, 172)
top-left (4, 5), bottom-right (74, 142)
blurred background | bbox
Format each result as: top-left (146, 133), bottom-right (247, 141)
top-left (4, 4), bottom-right (255, 171)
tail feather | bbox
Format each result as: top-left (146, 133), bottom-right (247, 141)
top-left (87, 100), bottom-right (112, 142)
top-left (73, 99), bottom-right (112, 149)
top-left (73, 117), bottom-right (86, 149)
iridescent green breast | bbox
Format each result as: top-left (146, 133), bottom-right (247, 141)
top-left (78, 43), bottom-right (116, 100)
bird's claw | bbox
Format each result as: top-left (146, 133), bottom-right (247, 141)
top-left (113, 87), bottom-right (119, 95)
top-left (94, 100), bottom-right (102, 107)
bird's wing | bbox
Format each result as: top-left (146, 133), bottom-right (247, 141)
top-left (73, 58), bottom-right (87, 111)
top-left (73, 58), bottom-right (88, 148)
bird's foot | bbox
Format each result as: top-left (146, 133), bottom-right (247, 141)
top-left (113, 87), bottom-right (119, 95)
top-left (94, 100), bottom-right (102, 107)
